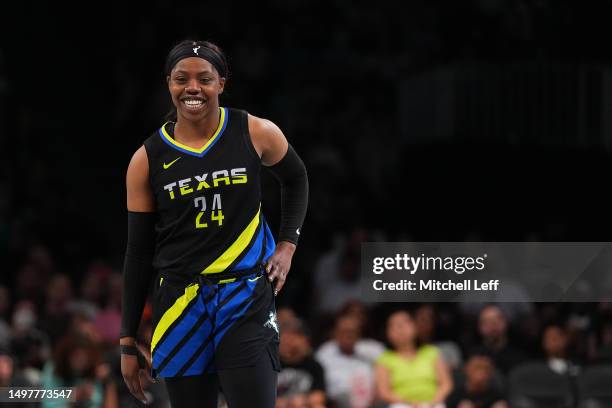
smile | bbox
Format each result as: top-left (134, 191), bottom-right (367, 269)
top-left (182, 98), bottom-right (206, 111)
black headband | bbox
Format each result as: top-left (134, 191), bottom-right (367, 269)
top-left (164, 42), bottom-right (227, 78)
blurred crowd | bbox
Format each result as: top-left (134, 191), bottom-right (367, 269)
top-left (3, 0), bottom-right (612, 407)
top-left (1, 241), bottom-right (612, 407)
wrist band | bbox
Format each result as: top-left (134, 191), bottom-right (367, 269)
top-left (120, 344), bottom-right (139, 356)
top-left (121, 344), bottom-right (150, 371)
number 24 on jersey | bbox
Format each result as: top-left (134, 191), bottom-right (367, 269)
top-left (193, 194), bottom-right (224, 228)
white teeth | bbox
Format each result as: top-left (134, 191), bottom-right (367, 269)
top-left (184, 100), bottom-right (204, 106)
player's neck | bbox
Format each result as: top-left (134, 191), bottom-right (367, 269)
top-left (174, 108), bottom-right (220, 144)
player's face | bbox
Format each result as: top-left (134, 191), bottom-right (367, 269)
top-left (167, 57), bottom-right (225, 121)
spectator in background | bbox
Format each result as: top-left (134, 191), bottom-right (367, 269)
top-left (542, 323), bottom-right (579, 376)
top-left (415, 304), bottom-right (462, 370)
top-left (316, 312), bottom-right (384, 408)
top-left (39, 274), bottom-right (73, 345)
top-left (79, 268), bottom-right (105, 312)
top-left (277, 318), bottom-right (326, 408)
top-left (12, 300), bottom-right (37, 335)
top-left (0, 285), bottom-right (11, 348)
top-left (41, 332), bottom-right (117, 408)
top-left (69, 311), bottom-right (102, 346)
top-left (12, 245), bottom-right (56, 306)
top-left (93, 272), bottom-right (122, 347)
top-left (0, 345), bottom-right (37, 387)
top-left (334, 302), bottom-right (385, 357)
top-left (14, 262), bottom-right (47, 305)
top-left (591, 317), bottom-right (612, 363)
top-left (70, 264), bottom-right (118, 328)
top-left (476, 305), bottom-right (526, 375)
top-left (11, 300), bottom-right (49, 383)
top-left (313, 228), bottom-right (368, 320)
top-left (339, 300), bottom-right (376, 339)
top-left (277, 306), bottom-right (300, 332)
top-left (0, 346), bottom-right (38, 408)
top-left (446, 351), bottom-right (507, 408)
top-left (375, 310), bottom-right (452, 407)
top-left (27, 244), bottom-right (55, 278)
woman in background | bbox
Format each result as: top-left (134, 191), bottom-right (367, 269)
top-left (42, 332), bottom-right (117, 408)
top-left (375, 310), bottom-right (452, 408)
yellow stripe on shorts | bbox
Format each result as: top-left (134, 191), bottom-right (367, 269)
top-left (151, 283), bottom-right (200, 352)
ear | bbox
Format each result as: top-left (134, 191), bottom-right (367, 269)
top-left (218, 77), bottom-right (226, 95)
top-left (166, 75), bottom-right (171, 86)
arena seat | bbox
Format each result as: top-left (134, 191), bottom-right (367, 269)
top-left (508, 362), bottom-right (574, 408)
top-left (576, 364), bottom-right (612, 408)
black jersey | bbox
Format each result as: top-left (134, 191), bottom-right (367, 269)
top-left (143, 107), bottom-right (275, 281)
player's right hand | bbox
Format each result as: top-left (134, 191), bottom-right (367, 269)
top-left (121, 353), bottom-right (149, 405)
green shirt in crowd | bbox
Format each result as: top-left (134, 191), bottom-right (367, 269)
top-left (376, 344), bottom-right (439, 403)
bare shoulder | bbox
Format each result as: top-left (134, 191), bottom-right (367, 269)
top-left (247, 113), bottom-right (288, 166)
top-left (248, 113), bottom-right (282, 137)
top-left (127, 145), bottom-right (149, 180)
top-left (126, 145), bottom-right (154, 211)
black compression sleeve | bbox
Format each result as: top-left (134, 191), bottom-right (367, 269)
top-left (265, 144), bottom-right (309, 245)
top-left (120, 211), bottom-right (156, 339)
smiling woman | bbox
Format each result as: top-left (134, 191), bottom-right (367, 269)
top-left (164, 41), bottom-right (228, 126)
top-left (119, 40), bottom-right (309, 408)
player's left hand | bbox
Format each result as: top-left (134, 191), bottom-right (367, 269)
top-left (266, 241), bottom-right (296, 296)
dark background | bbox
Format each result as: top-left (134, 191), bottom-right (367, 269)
top-left (1, 1), bottom-right (612, 405)
top-left (3, 1), bottom-right (612, 306)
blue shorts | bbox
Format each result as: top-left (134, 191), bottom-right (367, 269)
top-left (150, 267), bottom-right (280, 378)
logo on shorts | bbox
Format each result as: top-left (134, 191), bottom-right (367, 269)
top-left (264, 311), bottom-right (279, 334)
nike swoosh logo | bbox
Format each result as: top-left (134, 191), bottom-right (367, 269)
top-left (163, 157), bottom-right (181, 169)
top-left (248, 275), bottom-right (262, 282)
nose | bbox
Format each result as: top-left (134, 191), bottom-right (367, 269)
top-left (185, 79), bottom-right (200, 94)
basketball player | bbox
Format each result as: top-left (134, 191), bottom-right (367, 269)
top-left (119, 40), bottom-right (308, 407)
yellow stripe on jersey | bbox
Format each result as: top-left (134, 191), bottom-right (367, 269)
top-left (201, 207), bottom-right (261, 274)
top-left (160, 107), bottom-right (227, 154)
top-left (151, 283), bottom-right (200, 352)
